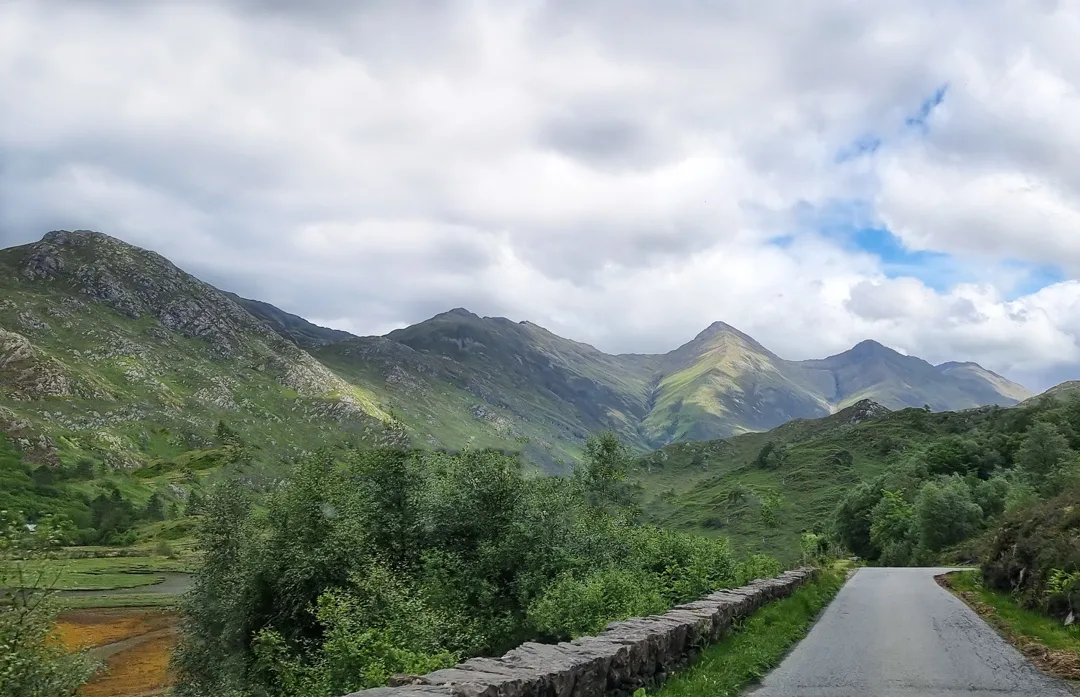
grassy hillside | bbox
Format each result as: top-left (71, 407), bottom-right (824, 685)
top-left (632, 399), bottom-right (1024, 561)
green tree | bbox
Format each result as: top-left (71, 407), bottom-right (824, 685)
top-left (1016, 421), bottom-right (1072, 495)
top-left (834, 482), bottom-right (880, 559)
top-left (913, 478), bottom-right (983, 556)
top-left (754, 442), bottom-right (787, 470)
top-left (144, 492), bottom-right (165, 522)
top-left (0, 513), bottom-right (98, 696)
top-left (972, 477), bottom-right (1010, 519)
top-left (758, 489), bottom-right (783, 528)
top-left (869, 490), bottom-right (915, 565)
top-left (214, 419), bottom-right (242, 447)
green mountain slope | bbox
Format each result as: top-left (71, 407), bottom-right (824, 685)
top-left (0, 230), bottom-right (1033, 477)
top-left (0, 230), bottom-right (405, 472)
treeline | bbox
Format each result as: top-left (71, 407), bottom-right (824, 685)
top-left (833, 395), bottom-right (1080, 566)
top-left (174, 434), bottom-right (782, 697)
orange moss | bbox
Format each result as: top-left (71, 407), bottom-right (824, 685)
top-left (80, 631), bottom-right (177, 697)
top-left (56, 608), bottom-right (179, 697)
top-left (57, 608), bottom-right (174, 651)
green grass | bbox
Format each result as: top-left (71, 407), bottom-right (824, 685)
top-left (21, 556), bottom-right (191, 591)
top-left (653, 566), bottom-right (847, 697)
top-left (944, 570), bottom-right (1080, 653)
top-left (56, 592), bottom-right (182, 610)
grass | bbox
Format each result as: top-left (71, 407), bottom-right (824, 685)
top-left (941, 570), bottom-right (1080, 676)
top-left (653, 565), bottom-right (847, 697)
top-left (20, 556), bottom-right (192, 591)
top-left (57, 593), bottom-right (182, 610)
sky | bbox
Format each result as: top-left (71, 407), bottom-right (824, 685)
top-left (2, 0), bottom-right (1080, 392)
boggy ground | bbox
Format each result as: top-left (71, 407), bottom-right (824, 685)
top-left (57, 606), bottom-right (179, 697)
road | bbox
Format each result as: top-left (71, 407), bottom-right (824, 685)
top-left (749, 567), bottom-right (1076, 697)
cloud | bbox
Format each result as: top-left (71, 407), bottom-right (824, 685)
top-left (1, 0), bottom-right (1079, 391)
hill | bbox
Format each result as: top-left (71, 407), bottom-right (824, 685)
top-left (630, 399), bottom-right (1024, 561)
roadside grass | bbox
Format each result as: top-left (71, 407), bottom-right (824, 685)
top-left (940, 570), bottom-right (1080, 680)
top-left (653, 565), bottom-right (847, 697)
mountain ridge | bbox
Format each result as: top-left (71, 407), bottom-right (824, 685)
top-left (0, 230), bottom-right (1035, 472)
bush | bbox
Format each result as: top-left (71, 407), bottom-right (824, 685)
top-left (0, 512), bottom-right (99, 697)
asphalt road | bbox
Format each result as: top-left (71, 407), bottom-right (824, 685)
top-left (749, 567), bottom-right (1076, 697)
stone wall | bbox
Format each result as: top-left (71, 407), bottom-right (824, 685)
top-left (343, 567), bottom-right (818, 697)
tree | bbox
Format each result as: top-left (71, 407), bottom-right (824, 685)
top-left (0, 513), bottom-right (98, 696)
top-left (869, 490), bottom-right (915, 566)
top-left (1016, 421), bottom-right (1072, 495)
top-left (144, 492), bottom-right (165, 522)
top-left (913, 478), bottom-right (983, 556)
top-left (214, 420), bottom-right (242, 447)
top-left (90, 486), bottom-right (137, 543)
top-left (754, 442), bottom-right (787, 470)
top-left (972, 477), bottom-right (1010, 519)
top-left (573, 432), bottom-right (637, 513)
top-left (758, 489), bottom-right (783, 528)
top-left (834, 482), bottom-right (880, 559)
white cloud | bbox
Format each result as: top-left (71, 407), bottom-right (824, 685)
top-left (1, 0), bottom-right (1080, 391)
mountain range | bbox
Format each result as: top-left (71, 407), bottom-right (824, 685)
top-left (0, 230), bottom-right (1033, 471)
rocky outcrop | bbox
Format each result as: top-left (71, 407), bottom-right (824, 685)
top-left (343, 568), bottom-right (817, 697)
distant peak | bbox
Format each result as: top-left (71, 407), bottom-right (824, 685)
top-left (694, 320), bottom-right (750, 342)
top-left (438, 308), bottom-right (480, 320)
top-left (40, 229), bottom-right (116, 246)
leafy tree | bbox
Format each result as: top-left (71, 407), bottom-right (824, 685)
top-left (1016, 421), bottom-right (1072, 495)
top-left (758, 489), bottom-right (783, 528)
top-left (972, 477), bottom-right (1010, 519)
top-left (572, 432), bottom-right (638, 514)
top-left (754, 442), bottom-right (787, 470)
top-left (0, 513), bottom-right (98, 696)
top-left (913, 478), bottom-right (983, 556)
top-left (834, 482), bottom-right (880, 559)
top-left (925, 437), bottom-right (997, 479)
top-left (869, 490), bottom-right (914, 565)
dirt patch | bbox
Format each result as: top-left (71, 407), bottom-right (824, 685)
top-left (56, 607), bottom-right (178, 697)
top-left (57, 607), bottom-right (175, 650)
top-left (80, 630), bottom-right (176, 697)
top-left (937, 572), bottom-right (1080, 683)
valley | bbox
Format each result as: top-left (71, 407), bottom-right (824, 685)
top-left (0, 229), bottom-right (1068, 697)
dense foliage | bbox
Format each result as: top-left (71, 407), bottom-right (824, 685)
top-left (833, 395), bottom-right (1080, 566)
top-left (0, 512), bottom-right (98, 697)
top-left (981, 487), bottom-right (1080, 622)
top-left (174, 433), bottom-right (780, 697)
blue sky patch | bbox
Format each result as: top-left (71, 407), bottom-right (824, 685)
top-left (1003, 260), bottom-right (1066, 300)
top-left (835, 134), bottom-right (882, 163)
top-left (905, 84), bottom-right (948, 132)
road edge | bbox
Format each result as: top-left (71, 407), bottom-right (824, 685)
top-left (936, 570), bottom-right (1080, 689)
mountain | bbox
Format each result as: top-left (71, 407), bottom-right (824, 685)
top-left (0, 230), bottom-right (405, 471)
top-left (223, 292), bottom-right (355, 349)
top-left (0, 230), bottom-right (1034, 475)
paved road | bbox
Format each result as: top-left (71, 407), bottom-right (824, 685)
top-left (749, 567), bottom-right (1076, 697)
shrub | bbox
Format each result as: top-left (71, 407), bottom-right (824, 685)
top-left (0, 512), bottom-right (99, 697)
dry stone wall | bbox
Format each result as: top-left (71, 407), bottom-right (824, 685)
top-left (343, 567), bottom-right (818, 697)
